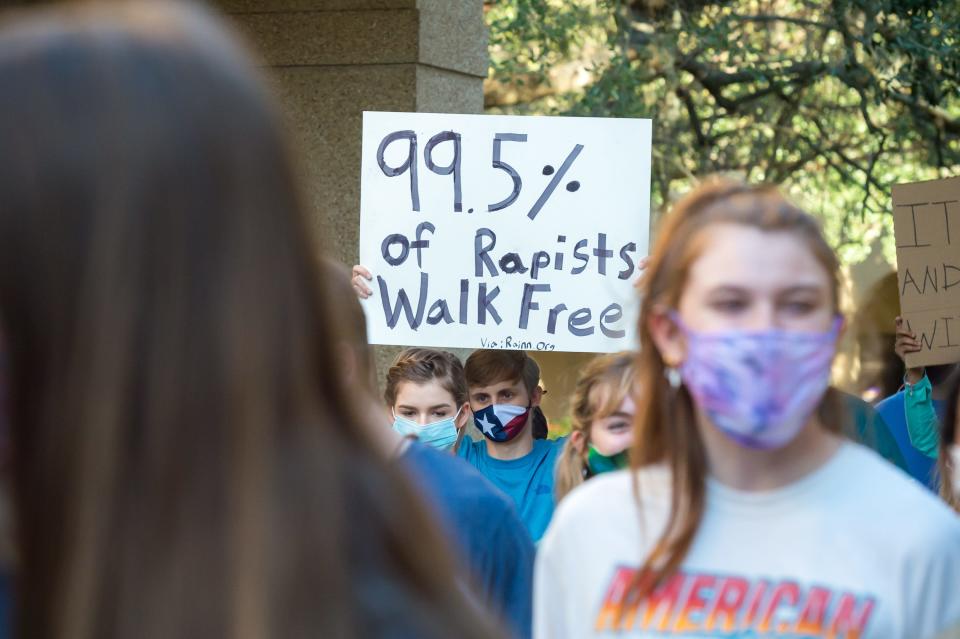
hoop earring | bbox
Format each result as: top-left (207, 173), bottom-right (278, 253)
top-left (665, 366), bottom-right (682, 389)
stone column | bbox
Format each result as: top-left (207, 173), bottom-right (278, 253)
top-left (217, 0), bottom-right (487, 378)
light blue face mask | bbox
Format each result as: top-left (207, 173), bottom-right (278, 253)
top-left (392, 407), bottom-right (462, 451)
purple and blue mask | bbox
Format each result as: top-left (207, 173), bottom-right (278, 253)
top-left (672, 314), bottom-right (841, 450)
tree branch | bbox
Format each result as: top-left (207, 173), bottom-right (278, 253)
top-left (861, 133), bottom-right (887, 220)
top-left (887, 90), bottom-right (960, 136)
top-left (676, 86), bottom-right (708, 147)
top-left (678, 58), bottom-right (830, 112)
top-left (726, 13), bottom-right (831, 29)
top-left (809, 118), bottom-right (887, 193)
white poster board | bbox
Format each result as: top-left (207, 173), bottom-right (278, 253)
top-left (359, 111), bottom-right (651, 353)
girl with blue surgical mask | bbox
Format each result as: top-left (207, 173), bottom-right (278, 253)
top-left (386, 348), bottom-right (471, 453)
top-left (534, 179), bottom-right (960, 639)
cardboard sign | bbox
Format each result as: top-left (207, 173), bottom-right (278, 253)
top-left (359, 111), bottom-right (651, 353)
top-left (892, 176), bottom-right (960, 368)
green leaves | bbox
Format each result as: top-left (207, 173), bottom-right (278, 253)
top-left (486, 0), bottom-right (960, 264)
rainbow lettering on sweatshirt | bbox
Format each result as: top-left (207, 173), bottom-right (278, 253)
top-left (595, 567), bottom-right (876, 637)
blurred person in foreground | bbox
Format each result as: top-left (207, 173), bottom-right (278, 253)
top-left (0, 3), bottom-right (500, 639)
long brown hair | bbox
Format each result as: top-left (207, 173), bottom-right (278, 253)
top-left (627, 178), bottom-right (843, 601)
top-left (0, 4), bottom-right (499, 639)
top-left (939, 373), bottom-right (960, 512)
top-left (555, 352), bottom-right (635, 502)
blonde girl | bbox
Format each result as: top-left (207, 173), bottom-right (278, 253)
top-left (554, 352), bottom-right (636, 502)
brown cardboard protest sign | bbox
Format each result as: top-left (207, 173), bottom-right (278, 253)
top-left (892, 176), bottom-right (960, 368)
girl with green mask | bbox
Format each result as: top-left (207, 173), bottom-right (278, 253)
top-left (554, 352), bottom-right (636, 503)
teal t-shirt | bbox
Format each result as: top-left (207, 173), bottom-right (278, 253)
top-left (458, 437), bottom-right (565, 542)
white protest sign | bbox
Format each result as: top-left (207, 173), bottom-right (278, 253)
top-left (359, 111), bottom-right (651, 353)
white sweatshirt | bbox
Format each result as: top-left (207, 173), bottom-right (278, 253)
top-left (535, 442), bottom-right (960, 639)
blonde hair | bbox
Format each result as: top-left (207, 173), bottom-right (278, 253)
top-left (555, 352), bottom-right (635, 502)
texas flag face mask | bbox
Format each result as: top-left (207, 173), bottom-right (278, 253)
top-left (473, 403), bottom-right (530, 443)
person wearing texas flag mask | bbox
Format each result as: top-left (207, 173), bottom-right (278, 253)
top-left (474, 404), bottom-right (530, 442)
top-left (459, 350), bottom-right (566, 542)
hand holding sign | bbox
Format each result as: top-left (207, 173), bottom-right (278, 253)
top-left (894, 316), bottom-right (925, 384)
top-left (359, 112), bottom-right (651, 353)
top-left (352, 265), bottom-right (373, 299)
top-left (632, 256), bottom-right (650, 290)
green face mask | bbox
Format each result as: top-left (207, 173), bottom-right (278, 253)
top-left (586, 445), bottom-right (629, 476)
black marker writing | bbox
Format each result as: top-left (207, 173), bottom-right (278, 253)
top-left (377, 130), bottom-right (419, 211)
top-left (424, 131), bottom-right (462, 213)
top-left (488, 133), bottom-right (527, 212)
top-left (895, 202), bottom-right (932, 248)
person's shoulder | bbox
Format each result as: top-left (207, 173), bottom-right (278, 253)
top-left (541, 464), bottom-right (671, 559)
top-left (839, 443), bottom-right (960, 538)
top-left (406, 443), bottom-right (519, 514)
top-left (874, 390), bottom-right (905, 415)
top-left (838, 390), bottom-right (883, 423)
top-left (838, 389), bottom-right (871, 411)
top-left (837, 441), bottom-right (913, 488)
top-left (404, 443), bottom-right (514, 523)
top-left (537, 435), bottom-right (567, 458)
top-left (560, 468), bottom-right (632, 508)
top-left (407, 441), bottom-right (466, 474)
top-left (540, 471), bottom-right (628, 557)
top-left (553, 464), bottom-right (670, 529)
top-left (409, 442), bottom-right (485, 484)
top-left (456, 437), bottom-right (486, 461)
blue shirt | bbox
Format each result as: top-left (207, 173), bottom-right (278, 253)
top-left (875, 390), bottom-right (942, 490)
top-left (402, 443), bottom-right (534, 639)
top-left (457, 437), bottom-right (565, 542)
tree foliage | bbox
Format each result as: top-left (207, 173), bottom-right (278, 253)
top-left (485, 0), bottom-right (960, 264)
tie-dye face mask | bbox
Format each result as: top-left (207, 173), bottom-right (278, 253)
top-left (672, 314), bottom-right (841, 450)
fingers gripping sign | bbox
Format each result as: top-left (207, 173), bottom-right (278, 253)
top-left (895, 316), bottom-right (926, 385)
top-left (632, 256), bottom-right (650, 291)
top-left (352, 265), bottom-right (373, 299)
